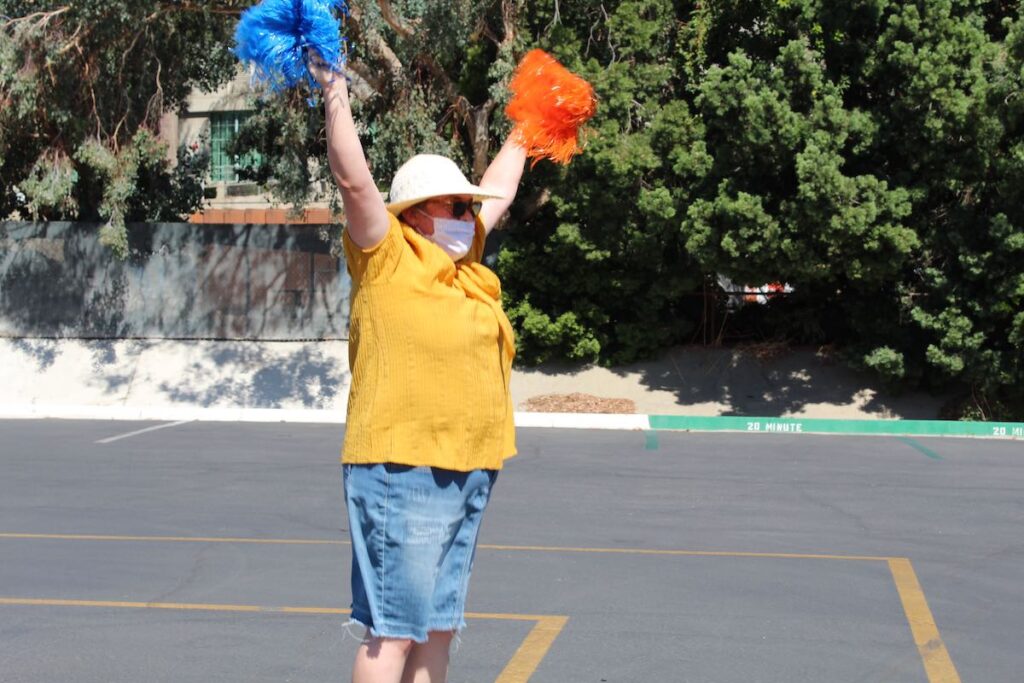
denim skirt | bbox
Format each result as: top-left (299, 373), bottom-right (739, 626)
top-left (342, 463), bottom-right (499, 643)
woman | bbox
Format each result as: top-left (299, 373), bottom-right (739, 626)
top-left (310, 57), bottom-right (526, 683)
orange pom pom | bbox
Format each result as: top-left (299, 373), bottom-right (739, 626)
top-left (506, 49), bottom-right (597, 166)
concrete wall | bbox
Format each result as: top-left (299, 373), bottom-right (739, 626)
top-left (0, 221), bottom-right (350, 340)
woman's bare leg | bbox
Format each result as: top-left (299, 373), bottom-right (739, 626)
top-left (399, 630), bottom-right (454, 683)
top-left (352, 634), bottom-right (414, 683)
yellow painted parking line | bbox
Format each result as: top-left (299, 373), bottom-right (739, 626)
top-left (0, 597), bottom-right (560, 622)
top-left (0, 532), bottom-right (344, 545)
top-left (495, 616), bottom-right (569, 683)
top-left (0, 533), bottom-right (961, 681)
top-left (465, 611), bottom-right (568, 622)
top-left (0, 532), bottom-right (889, 561)
top-left (889, 559), bottom-right (962, 683)
top-left (0, 598), bottom-right (273, 613)
top-left (0, 597), bottom-right (568, 683)
top-left (479, 544), bottom-right (891, 562)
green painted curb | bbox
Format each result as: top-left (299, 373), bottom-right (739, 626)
top-left (647, 415), bottom-right (1024, 440)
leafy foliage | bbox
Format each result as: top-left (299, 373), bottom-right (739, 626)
top-left (500, 0), bottom-right (704, 364)
top-left (0, 0), bottom-right (242, 253)
top-left (678, 0), bottom-right (1024, 418)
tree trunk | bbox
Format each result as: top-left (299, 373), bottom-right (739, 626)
top-left (468, 102), bottom-right (497, 181)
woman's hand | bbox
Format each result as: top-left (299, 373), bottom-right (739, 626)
top-left (308, 51), bottom-right (345, 91)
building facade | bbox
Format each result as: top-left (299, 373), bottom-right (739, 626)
top-left (159, 68), bottom-right (334, 225)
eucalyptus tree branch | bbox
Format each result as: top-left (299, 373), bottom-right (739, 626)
top-left (418, 52), bottom-right (460, 104)
top-left (343, 7), bottom-right (403, 85)
top-left (1, 6), bottom-right (70, 30)
top-left (468, 101), bottom-right (498, 180)
top-left (143, 58), bottom-right (165, 130)
top-left (500, 0), bottom-right (517, 46)
top-left (375, 0), bottom-right (414, 38)
top-left (346, 61), bottom-right (385, 97)
top-left (157, 2), bottom-right (242, 16)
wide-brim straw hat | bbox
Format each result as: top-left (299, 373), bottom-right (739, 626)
top-left (385, 154), bottom-right (505, 215)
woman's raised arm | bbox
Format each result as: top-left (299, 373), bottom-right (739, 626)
top-left (476, 137), bottom-right (528, 234)
top-left (312, 59), bottom-right (390, 249)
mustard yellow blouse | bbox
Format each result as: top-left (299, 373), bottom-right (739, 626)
top-left (341, 212), bottom-right (516, 471)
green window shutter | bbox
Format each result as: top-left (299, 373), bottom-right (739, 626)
top-left (209, 112), bottom-right (261, 182)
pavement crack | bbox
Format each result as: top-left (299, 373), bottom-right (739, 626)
top-left (147, 545), bottom-right (209, 604)
top-left (982, 542), bottom-right (1024, 561)
top-left (794, 485), bottom-right (873, 535)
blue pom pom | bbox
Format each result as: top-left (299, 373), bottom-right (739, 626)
top-left (233, 0), bottom-right (349, 102)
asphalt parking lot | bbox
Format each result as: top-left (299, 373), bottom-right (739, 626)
top-left (1, 419), bottom-right (1020, 682)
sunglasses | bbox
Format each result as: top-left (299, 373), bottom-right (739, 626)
top-left (432, 198), bottom-right (482, 218)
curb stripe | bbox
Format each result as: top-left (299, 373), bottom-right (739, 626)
top-left (649, 415), bottom-right (1024, 441)
top-left (512, 412), bottom-right (649, 430)
top-left (1, 405), bottom-right (1021, 440)
top-left (0, 404), bottom-right (343, 424)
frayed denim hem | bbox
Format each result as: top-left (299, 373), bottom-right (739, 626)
top-left (343, 611), bottom-right (465, 645)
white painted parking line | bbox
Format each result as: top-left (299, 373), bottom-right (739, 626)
top-left (95, 420), bottom-right (193, 444)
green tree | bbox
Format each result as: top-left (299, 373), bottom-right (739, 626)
top-left (497, 0), bottom-right (708, 363)
top-left (495, 0), bottom-right (1021, 415)
top-left (0, 1), bottom-right (244, 254)
top-left (679, 0), bottom-right (1023, 417)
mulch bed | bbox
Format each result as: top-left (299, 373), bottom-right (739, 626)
top-left (520, 392), bottom-right (636, 414)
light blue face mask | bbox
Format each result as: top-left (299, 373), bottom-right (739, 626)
top-left (416, 209), bottom-right (475, 260)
